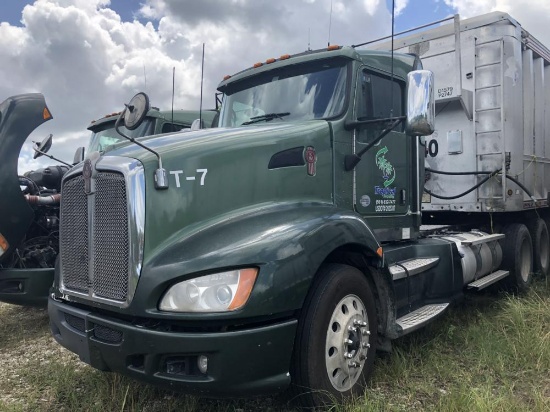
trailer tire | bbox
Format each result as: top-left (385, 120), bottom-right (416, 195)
top-left (500, 223), bottom-right (533, 293)
top-left (290, 264), bottom-right (377, 408)
top-left (527, 218), bottom-right (550, 277)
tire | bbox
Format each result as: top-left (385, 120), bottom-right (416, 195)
top-left (291, 264), bottom-right (378, 408)
top-left (500, 223), bottom-right (533, 293)
top-left (527, 218), bottom-right (550, 277)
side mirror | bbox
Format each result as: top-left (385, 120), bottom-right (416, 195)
top-left (32, 134), bottom-right (53, 159)
top-left (73, 146), bottom-right (85, 164)
top-left (122, 92), bottom-right (150, 130)
top-left (405, 70), bottom-right (435, 136)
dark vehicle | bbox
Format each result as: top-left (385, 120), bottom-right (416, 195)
top-left (0, 94), bottom-right (59, 306)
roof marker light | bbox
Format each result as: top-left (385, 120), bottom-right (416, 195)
top-left (265, 58), bottom-right (276, 64)
top-left (327, 44), bottom-right (340, 51)
top-left (253, 62), bottom-right (263, 68)
top-left (280, 54), bottom-right (291, 60)
top-left (223, 75), bottom-right (231, 80)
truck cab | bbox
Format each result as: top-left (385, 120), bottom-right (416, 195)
top-left (87, 108), bottom-right (218, 154)
top-left (46, 42), bottom-right (530, 408)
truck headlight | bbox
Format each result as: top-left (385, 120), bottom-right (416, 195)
top-left (159, 268), bottom-right (258, 312)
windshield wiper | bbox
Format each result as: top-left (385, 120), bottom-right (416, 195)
top-left (241, 112), bottom-right (290, 125)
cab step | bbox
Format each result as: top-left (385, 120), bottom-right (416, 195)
top-left (467, 270), bottom-right (509, 290)
top-left (396, 303), bottom-right (449, 335)
top-left (388, 257), bottom-right (440, 280)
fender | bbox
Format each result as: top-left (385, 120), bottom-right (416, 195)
top-left (112, 202), bottom-right (382, 319)
top-left (0, 94), bottom-right (53, 262)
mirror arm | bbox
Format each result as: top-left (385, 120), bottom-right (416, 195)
top-left (344, 117), bottom-right (405, 171)
top-left (114, 111), bottom-right (169, 189)
top-left (32, 147), bottom-right (72, 167)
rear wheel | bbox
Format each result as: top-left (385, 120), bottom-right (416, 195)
top-left (500, 224), bottom-right (533, 292)
top-left (291, 264), bottom-right (378, 408)
top-left (528, 218), bottom-right (550, 277)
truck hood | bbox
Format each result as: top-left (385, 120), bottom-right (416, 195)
top-left (102, 120), bottom-right (335, 259)
top-left (0, 94), bottom-right (53, 262)
top-left (105, 122), bottom-right (326, 161)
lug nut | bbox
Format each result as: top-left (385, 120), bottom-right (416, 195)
top-left (344, 338), bottom-right (353, 345)
top-left (354, 320), bottom-right (367, 327)
top-left (348, 361), bottom-right (359, 368)
top-left (348, 326), bottom-right (357, 332)
top-left (344, 352), bottom-right (353, 359)
top-left (362, 342), bottom-right (371, 349)
top-left (361, 329), bottom-right (371, 336)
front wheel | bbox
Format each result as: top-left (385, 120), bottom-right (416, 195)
top-left (291, 264), bottom-right (378, 408)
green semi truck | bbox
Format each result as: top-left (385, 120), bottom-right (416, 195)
top-left (33, 12), bottom-right (549, 409)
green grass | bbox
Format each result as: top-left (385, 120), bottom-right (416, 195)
top-left (0, 279), bottom-right (548, 411)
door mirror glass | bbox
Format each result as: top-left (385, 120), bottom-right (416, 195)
top-left (405, 70), bottom-right (434, 136)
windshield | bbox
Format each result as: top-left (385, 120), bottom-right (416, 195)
top-left (219, 58), bottom-right (349, 127)
top-left (88, 118), bottom-right (154, 152)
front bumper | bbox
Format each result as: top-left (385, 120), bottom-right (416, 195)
top-left (48, 297), bottom-right (297, 396)
top-left (0, 268), bottom-right (53, 306)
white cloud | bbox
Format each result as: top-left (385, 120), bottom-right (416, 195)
top-left (444, 0), bottom-right (550, 46)
top-left (8, 0), bottom-right (550, 178)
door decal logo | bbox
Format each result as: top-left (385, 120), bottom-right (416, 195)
top-left (375, 146), bottom-right (395, 187)
top-left (374, 146), bottom-right (396, 212)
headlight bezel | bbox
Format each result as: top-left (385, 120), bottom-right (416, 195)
top-left (158, 268), bottom-right (258, 313)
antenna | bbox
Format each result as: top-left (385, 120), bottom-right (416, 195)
top-left (327, 0), bottom-right (333, 46)
top-left (199, 43), bottom-right (205, 129)
top-left (171, 67), bottom-right (175, 132)
top-left (143, 63), bottom-right (147, 91)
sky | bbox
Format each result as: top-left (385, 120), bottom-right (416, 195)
top-left (1, 0), bottom-right (550, 173)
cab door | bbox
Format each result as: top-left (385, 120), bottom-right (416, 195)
top-left (353, 69), bottom-right (413, 232)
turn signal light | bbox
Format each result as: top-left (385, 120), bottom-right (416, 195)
top-left (43, 107), bottom-right (52, 120)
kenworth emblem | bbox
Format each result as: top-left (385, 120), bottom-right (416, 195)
top-left (305, 146), bottom-right (316, 176)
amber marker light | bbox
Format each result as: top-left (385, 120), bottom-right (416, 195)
top-left (43, 107), bottom-right (52, 120)
top-left (280, 54), bottom-right (291, 60)
top-left (223, 75), bottom-right (231, 80)
top-left (327, 44), bottom-right (340, 51)
top-left (376, 247), bottom-right (383, 258)
top-left (266, 58), bottom-right (276, 64)
top-left (0, 233), bottom-right (9, 257)
top-left (228, 268), bottom-right (258, 310)
top-left (253, 62), bottom-right (263, 68)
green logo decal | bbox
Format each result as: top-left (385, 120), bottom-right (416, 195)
top-left (375, 146), bottom-right (395, 187)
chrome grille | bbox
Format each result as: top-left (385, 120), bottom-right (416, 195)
top-left (59, 157), bottom-right (144, 307)
top-left (93, 173), bottom-right (129, 300)
top-left (60, 175), bottom-right (89, 293)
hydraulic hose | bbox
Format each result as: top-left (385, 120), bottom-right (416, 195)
top-left (24, 193), bottom-right (61, 205)
top-left (424, 168), bottom-right (536, 200)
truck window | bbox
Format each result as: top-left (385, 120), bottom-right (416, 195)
top-left (88, 118), bottom-right (154, 152)
top-left (357, 70), bottom-right (405, 140)
top-left (161, 122), bottom-right (188, 134)
top-left (219, 58), bottom-right (349, 127)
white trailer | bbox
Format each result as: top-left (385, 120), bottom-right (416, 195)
top-left (369, 12), bottom-right (550, 276)
top-left (372, 12), bottom-right (550, 212)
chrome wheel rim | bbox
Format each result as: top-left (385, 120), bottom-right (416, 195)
top-left (325, 294), bottom-right (370, 392)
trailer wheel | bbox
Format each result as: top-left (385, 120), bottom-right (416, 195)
top-left (500, 224), bottom-right (533, 292)
top-left (291, 264), bottom-right (377, 408)
top-left (528, 219), bottom-right (550, 277)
